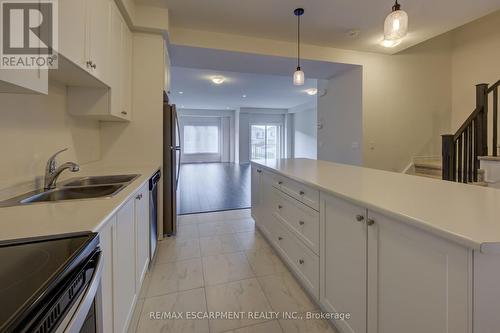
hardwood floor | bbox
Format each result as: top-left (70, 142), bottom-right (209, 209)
top-left (178, 163), bottom-right (251, 215)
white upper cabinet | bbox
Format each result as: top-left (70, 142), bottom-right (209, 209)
top-left (320, 193), bottom-right (367, 333)
top-left (58, 0), bottom-right (87, 69)
top-left (58, 0), bottom-right (110, 84)
top-left (366, 211), bottom-right (471, 333)
top-left (87, 0), bottom-right (111, 83)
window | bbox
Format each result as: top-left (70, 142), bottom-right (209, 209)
top-left (184, 125), bottom-right (219, 154)
top-left (251, 125), bottom-right (280, 160)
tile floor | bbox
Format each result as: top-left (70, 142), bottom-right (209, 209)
top-left (127, 209), bottom-right (338, 333)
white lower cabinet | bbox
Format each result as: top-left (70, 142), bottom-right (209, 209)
top-left (320, 194), bottom-right (367, 333)
top-left (134, 184), bottom-right (150, 288)
top-left (320, 192), bottom-right (471, 333)
top-left (98, 183), bottom-right (151, 333)
top-left (113, 198), bottom-right (137, 333)
top-left (98, 214), bottom-right (115, 333)
top-left (252, 165), bottom-right (474, 333)
top-left (366, 210), bottom-right (470, 333)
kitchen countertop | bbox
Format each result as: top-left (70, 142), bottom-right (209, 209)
top-left (0, 162), bottom-right (160, 241)
top-left (252, 158), bottom-right (500, 253)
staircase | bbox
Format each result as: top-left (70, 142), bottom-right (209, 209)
top-left (411, 156), bottom-right (488, 186)
top-left (413, 157), bottom-right (442, 179)
top-left (442, 80), bottom-right (500, 184)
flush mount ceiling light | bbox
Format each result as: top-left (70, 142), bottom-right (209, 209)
top-left (211, 76), bottom-right (226, 85)
top-left (293, 8), bottom-right (305, 86)
top-left (305, 88), bottom-right (318, 95)
top-left (384, 0), bottom-right (408, 41)
top-left (242, 94), bottom-right (247, 98)
top-left (178, 91), bottom-right (184, 94)
top-left (380, 38), bottom-right (402, 48)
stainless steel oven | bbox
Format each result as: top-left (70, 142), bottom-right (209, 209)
top-left (0, 232), bottom-right (103, 333)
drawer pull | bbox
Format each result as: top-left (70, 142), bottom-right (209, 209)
top-left (278, 181), bottom-right (283, 185)
top-left (257, 169), bottom-right (262, 173)
top-left (355, 215), bottom-right (365, 222)
top-left (299, 190), bottom-right (305, 195)
top-left (278, 236), bottom-right (283, 241)
top-left (299, 221), bottom-right (305, 225)
top-left (136, 193), bottom-right (143, 200)
top-left (299, 259), bottom-right (305, 265)
top-left (278, 205), bottom-right (283, 209)
top-left (367, 218), bottom-right (375, 226)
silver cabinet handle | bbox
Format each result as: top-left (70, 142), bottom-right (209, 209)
top-left (367, 218), bottom-right (375, 226)
top-left (299, 221), bottom-right (305, 225)
top-left (299, 259), bottom-right (304, 265)
top-left (256, 169), bottom-right (262, 173)
top-left (86, 60), bottom-right (92, 68)
top-left (299, 190), bottom-right (305, 195)
top-left (278, 236), bottom-right (283, 241)
top-left (278, 181), bottom-right (283, 185)
top-left (121, 111), bottom-right (128, 115)
top-left (278, 205), bottom-right (283, 209)
top-left (355, 215), bottom-right (364, 222)
top-left (136, 193), bottom-right (142, 200)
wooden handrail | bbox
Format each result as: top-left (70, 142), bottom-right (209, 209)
top-left (453, 106), bottom-right (482, 141)
top-left (487, 79), bottom-right (500, 93)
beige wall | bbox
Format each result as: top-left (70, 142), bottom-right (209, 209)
top-left (170, 28), bottom-right (452, 172)
top-left (450, 10), bottom-right (500, 136)
top-left (317, 67), bottom-right (363, 166)
top-left (0, 82), bottom-right (101, 190)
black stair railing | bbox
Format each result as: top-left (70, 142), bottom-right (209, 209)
top-left (442, 80), bottom-right (500, 183)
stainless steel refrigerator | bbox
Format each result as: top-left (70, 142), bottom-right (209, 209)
top-left (163, 92), bottom-right (181, 236)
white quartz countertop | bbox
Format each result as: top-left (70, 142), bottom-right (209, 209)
top-left (0, 162), bottom-right (160, 242)
top-left (252, 158), bottom-right (500, 253)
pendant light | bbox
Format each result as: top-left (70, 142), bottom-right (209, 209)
top-left (384, 0), bottom-right (408, 41)
top-left (293, 8), bottom-right (305, 86)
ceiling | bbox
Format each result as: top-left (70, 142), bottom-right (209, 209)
top-left (169, 47), bottom-right (355, 110)
top-left (170, 67), bottom-right (318, 110)
top-left (140, 0), bottom-right (500, 54)
top-left (169, 45), bottom-right (354, 79)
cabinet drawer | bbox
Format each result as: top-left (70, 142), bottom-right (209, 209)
top-left (272, 188), bottom-right (319, 254)
top-left (273, 175), bottom-right (319, 210)
top-left (271, 216), bottom-right (319, 299)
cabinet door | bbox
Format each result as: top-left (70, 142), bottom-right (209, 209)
top-left (121, 25), bottom-right (133, 120)
top-left (109, 1), bottom-right (124, 118)
top-left (98, 215), bottom-right (115, 333)
top-left (59, 0), bottom-right (87, 68)
top-left (113, 199), bottom-right (136, 333)
top-left (367, 211), bottom-right (471, 333)
top-left (135, 184), bottom-right (150, 288)
top-left (320, 193), bottom-right (367, 333)
top-left (251, 167), bottom-right (262, 223)
top-left (87, 0), bottom-right (110, 83)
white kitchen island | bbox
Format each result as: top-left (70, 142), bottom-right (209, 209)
top-left (251, 158), bottom-right (500, 333)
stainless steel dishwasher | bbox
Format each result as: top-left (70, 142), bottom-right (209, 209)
top-left (149, 170), bottom-right (161, 264)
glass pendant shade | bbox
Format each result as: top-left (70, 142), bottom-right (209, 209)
top-left (293, 68), bottom-right (305, 86)
top-left (384, 8), bottom-right (408, 40)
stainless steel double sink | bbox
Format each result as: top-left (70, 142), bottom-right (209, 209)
top-left (0, 174), bottom-right (140, 207)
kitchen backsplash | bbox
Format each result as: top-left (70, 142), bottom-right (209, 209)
top-left (0, 81), bottom-right (101, 193)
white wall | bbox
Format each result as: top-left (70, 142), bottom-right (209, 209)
top-left (0, 82), bottom-right (101, 193)
top-left (291, 103), bottom-right (317, 159)
top-left (317, 67), bottom-right (363, 165)
top-left (239, 108), bottom-right (288, 164)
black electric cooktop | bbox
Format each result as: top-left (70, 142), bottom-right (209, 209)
top-left (0, 232), bottom-right (98, 332)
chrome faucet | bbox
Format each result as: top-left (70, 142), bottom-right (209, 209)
top-left (44, 148), bottom-right (80, 190)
